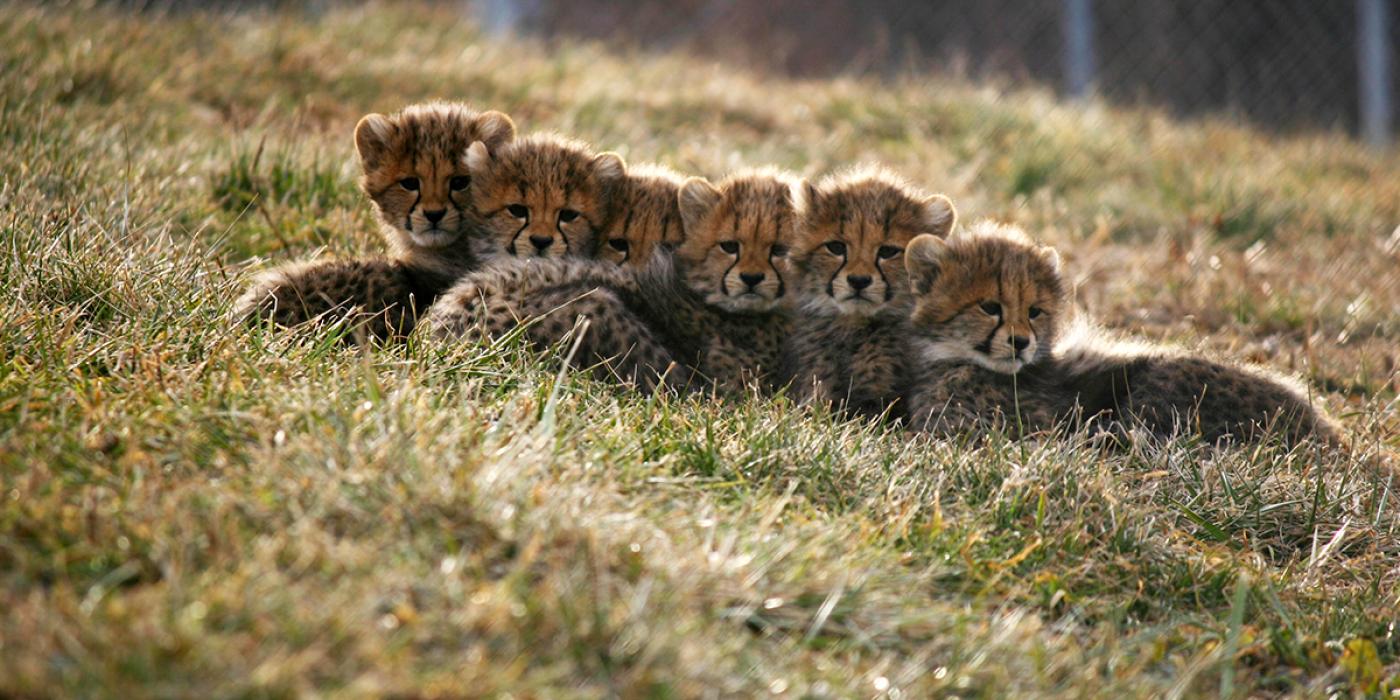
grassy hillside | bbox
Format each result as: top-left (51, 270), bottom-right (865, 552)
top-left (2, 2), bottom-right (1399, 696)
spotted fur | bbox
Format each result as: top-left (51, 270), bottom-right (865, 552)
top-left (465, 133), bottom-right (625, 262)
top-left (234, 102), bottom-right (516, 339)
top-left (1055, 327), bottom-right (1347, 447)
top-left (906, 221), bottom-right (1065, 375)
top-left (596, 164), bottom-right (686, 268)
top-left (643, 169), bottom-right (805, 391)
top-left (781, 166), bottom-right (956, 419)
top-left (903, 222), bottom-right (1345, 449)
top-left (424, 169), bottom-right (805, 394)
top-left (422, 258), bottom-right (680, 392)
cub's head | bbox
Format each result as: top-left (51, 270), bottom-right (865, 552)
top-left (355, 102), bottom-right (515, 253)
top-left (597, 164), bottom-right (686, 269)
top-left (905, 221), bottom-right (1067, 374)
top-left (465, 133), bottom-right (626, 261)
top-left (675, 169), bottom-right (803, 312)
top-left (795, 166), bottom-right (956, 317)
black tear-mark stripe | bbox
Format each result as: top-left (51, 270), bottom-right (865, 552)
top-left (405, 190), bottom-right (422, 231)
top-left (720, 256), bottom-right (738, 297)
top-left (449, 190), bottom-right (466, 223)
top-left (556, 217), bottom-right (573, 256)
top-left (826, 216), bottom-right (849, 298)
top-left (974, 275), bottom-right (1008, 354)
top-left (975, 318), bottom-right (1003, 355)
top-left (876, 257), bottom-right (893, 302)
top-left (826, 250), bottom-right (847, 298)
top-left (508, 221), bottom-right (529, 256)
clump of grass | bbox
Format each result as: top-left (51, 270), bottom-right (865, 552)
top-left (1, 1), bottom-right (1398, 697)
top-left (211, 138), bottom-right (356, 216)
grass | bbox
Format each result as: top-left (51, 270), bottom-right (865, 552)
top-left (2, 1), bottom-right (1399, 696)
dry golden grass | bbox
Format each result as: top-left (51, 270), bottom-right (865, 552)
top-left (1, 2), bottom-right (1398, 697)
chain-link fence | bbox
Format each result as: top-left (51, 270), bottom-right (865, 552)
top-left (477, 0), bottom-right (1397, 147)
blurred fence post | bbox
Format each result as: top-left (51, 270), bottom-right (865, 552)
top-left (1062, 0), bottom-right (1095, 99)
top-left (1358, 0), bottom-right (1393, 148)
top-left (475, 0), bottom-right (529, 35)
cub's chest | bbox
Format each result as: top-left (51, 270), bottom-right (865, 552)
top-left (802, 315), bottom-right (909, 372)
top-left (699, 312), bottom-right (790, 385)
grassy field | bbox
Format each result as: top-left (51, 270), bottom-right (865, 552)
top-left (3, 2), bottom-right (1400, 697)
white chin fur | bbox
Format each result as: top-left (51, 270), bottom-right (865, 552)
top-left (918, 340), bottom-right (1025, 375)
top-left (919, 340), bottom-right (970, 364)
top-left (976, 356), bottom-right (1026, 374)
top-left (832, 297), bottom-right (880, 316)
top-left (410, 229), bottom-right (459, 249)
top-left (710, 292), bottom-right (775, 312)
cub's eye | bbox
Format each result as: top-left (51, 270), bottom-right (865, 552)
top-left (877, 245), bottom-right (902, 260)
top-left (770, 243), bottom-right (790, 257)
top-left (719, 241), bottom-right (740, 254)
top-left (979, 301), bottom-right (1003, 316)
top-left (558, 209), bottom-right (580, 223)
top-left (607, 238), bottom-right (629, 252)
top-left (506, 204), bottom-right (529, 219)
top-left (823, 241), bottom-right (847, 256)
top-left (1028, 306), bottom-right (1045, 319)
top-left (399, 177), bottom-right (420, 191)
top-left (449, 176), bottom-right (470, 191)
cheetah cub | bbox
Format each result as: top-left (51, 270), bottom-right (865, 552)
top-left (464, 133), bottom-right (626, 261)
top-left (420, 160), bottom-right (684, 391)
top-left (422, 168), bottom-right (804, 394)
top-left (233, 102), bottom-right (516, 339)
top-left (902, 222), bottom-right (1074, 436)
top-left (638, 168), bottom-right (805, 392)
top-left (780, 166), bottom-right (956, 420)
top-left (903, 222), bottom-right (1345, 449)
top-left (595, 164), bottom-right (688, 268)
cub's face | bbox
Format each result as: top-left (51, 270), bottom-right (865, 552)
top-left (596, 167), bottom-right (685, 269)
top-left (675, 172), bottom-right (802, 312)
top-left (356, 104), bottom-right (515, 252)
top-left (905, 222), bottom-right (1066, 374)
top-left (795, 172), bottom-right (955, 316)
top-left (465, 134), bottom-right (625, 262)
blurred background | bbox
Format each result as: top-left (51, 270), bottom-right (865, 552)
top-left (490, 0), bottom-right (1398, 147)
top-left (125, 0), bottom-right (1399, 148)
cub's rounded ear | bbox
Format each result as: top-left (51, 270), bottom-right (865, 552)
top-left (354, 113), bottom-right (395, 170)
top-left (905, 233), bottom-right (950, 295)
top-left (464, 141), bottom-right (494, 175)
top-left (475, 110), bottom-right (516, 151)
top-left (679, 177), bottom-right (722, 235)
top-left (921, 194), bottom-right (958, 239)
top-left (590, 152), bottom-right (626, 186)
top-left (1040, 245), bottom-right (1061, 273)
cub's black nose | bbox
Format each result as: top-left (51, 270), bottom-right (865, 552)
top-left (739, 272), bottom-right (765, 288)
top-left (529, 235), bottom-right (554, 251)
top-left (847, 275), bottom-right (872, 291)
top-left (423, 209), bottom-right (446, 224)
top-left (1010, 335), bottom-right (1031, 352)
